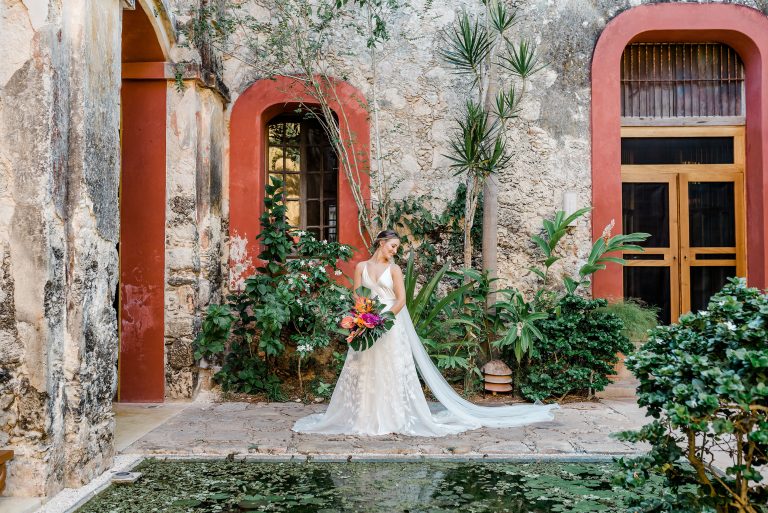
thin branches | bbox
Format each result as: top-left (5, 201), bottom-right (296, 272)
top-left (183, 0), bottom-right (401, 246)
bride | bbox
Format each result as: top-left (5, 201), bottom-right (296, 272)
top-left (293, 230), bottom-right (559, 436)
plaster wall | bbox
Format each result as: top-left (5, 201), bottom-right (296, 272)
top-left (164, 81), bottom-right (227, 399)
top-left (0, 0), bottom-right (121, 497)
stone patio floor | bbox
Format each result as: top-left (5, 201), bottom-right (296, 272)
top-left (118, 395), bottom-right (649, 459)
top-left (25, 384), bottom-right (652, 513)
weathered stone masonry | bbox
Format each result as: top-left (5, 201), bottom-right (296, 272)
top-left (0, 0), bottom-right (122, 497)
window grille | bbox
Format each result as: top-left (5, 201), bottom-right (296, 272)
top-left (267, 115), bottom-right (339, 241)
top-left (621, 43), bottom-right (744, 118)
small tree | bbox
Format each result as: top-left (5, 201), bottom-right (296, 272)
top-left (615, 278), bottom-right (768, 513)
top-left (184, 0), bottom-right (403, 245)
top-left (440, 1), bottom-right (543, 274)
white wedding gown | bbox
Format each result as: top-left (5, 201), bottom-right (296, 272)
top-left (292, 263), bottom-right (559, 436)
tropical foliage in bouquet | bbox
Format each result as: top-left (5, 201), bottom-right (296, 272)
top-left (615, 278), bottom-right (768, 513)
top-left (194, 177), bottom-right (354, 399)
top-left (338, 289), bottom-right (395, 352)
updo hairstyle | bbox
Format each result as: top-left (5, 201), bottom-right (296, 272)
top-left (371, 230), bottom-right (400, 254)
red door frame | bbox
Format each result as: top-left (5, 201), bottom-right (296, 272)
top-left (229, 76), bottom-right (371, 286)
top-left (591, 3), bottom-right (768, 299)
top-left (118, 6), bottom-right (168, 402)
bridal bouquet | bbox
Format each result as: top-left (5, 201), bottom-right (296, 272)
top-left (338, 288), bottom-right (395, 351)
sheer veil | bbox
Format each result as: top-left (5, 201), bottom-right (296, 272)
top-left (399, 307), bottom-right (559, 428)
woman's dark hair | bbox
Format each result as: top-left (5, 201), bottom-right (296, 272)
top-left (371, 230), bottom-right (400, 253)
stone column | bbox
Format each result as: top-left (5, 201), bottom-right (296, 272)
top-left (165, 81), bottom-right (227, 399)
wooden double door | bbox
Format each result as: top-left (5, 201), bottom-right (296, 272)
top-left (621, 126), bottom-right (746, 324)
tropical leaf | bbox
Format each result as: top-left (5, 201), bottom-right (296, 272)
top-left (439, 12), bottom-right (492, 81)
top-left (499, 39), bottom-right (545, 79)
top-left (488, 0), bottom-right (518, 34)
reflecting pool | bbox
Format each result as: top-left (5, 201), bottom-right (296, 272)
top-left (77, 459), bottom-right (654, 512)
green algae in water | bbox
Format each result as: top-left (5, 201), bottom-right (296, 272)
top-left (77, 460), bottom-right (656, 513)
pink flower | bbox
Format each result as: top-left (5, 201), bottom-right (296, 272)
top-left (360, 313), bottom-right (381, 328)
top-left (340, 316), bottom-right (356, 329)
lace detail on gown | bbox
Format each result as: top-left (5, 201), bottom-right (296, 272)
top-left (292, 262), bottom-right (559, 436)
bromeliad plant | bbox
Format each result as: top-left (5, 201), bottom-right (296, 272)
top-left (493, 208), bottom-right (649, 363)
top-left (194, 177), bottom-right (354, 399)
top-left (615, 278), bottom-right (768, 513)
top-left (530, 208), bottom-right (650, 297)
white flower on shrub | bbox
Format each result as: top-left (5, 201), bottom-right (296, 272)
top-left (724, 321), bottom-right (737, 331)
top-left (297, 344), bottom-right (312, 354)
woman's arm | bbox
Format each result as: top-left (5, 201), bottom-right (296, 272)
top-left (352, 261), bottom-right (364, 297)
top-left (389, 265), bottom-right (407, 315)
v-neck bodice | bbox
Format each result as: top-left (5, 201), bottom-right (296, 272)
top-left (363, 262), bottom-right (396, 302)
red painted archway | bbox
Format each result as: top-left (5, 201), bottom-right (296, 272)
top-left (229, 76), bottom-right (371, 286)
top-left (591, 3), bottom-right (768, 299)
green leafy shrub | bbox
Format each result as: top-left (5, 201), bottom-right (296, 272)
top-left (516, 294), bottom-right (632, 401)
top-left (194, 177), bottom-right (353, 399)
top-left (596, 299), bottom-right (657, 347)
top-left (615, 278), bottom-right (768, 513)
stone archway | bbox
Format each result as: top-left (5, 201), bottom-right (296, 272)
top-left (118, 3), bottom-right (168, 402)
top-left (591, 3), bottom-right (768, 299)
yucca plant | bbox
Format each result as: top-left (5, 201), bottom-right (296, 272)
top-left (439, 2), bottom-right (543, 277)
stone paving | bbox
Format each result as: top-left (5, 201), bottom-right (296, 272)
top-left (122, 398), bottom-right (650, 459)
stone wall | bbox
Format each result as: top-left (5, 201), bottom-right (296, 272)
top-left (221, 0), bottom-right (768, 295)
top-left (164, 81), bottom-right (227, 399)
top-left (0, 0), bottom-right (122, 497)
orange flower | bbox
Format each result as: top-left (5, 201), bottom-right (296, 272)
top-left (355, 317), bottom-right (367, 328)
top-left (354, 297), bottom-right (372, 314)
top-left (340, 316), bottom-right (356, 329)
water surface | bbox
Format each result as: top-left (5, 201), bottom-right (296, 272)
top-left (78, 459), bottom-right (653, 512)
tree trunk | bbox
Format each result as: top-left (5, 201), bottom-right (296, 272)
top-left (482, 60), bottom-right (500, 307)
top-left (482, 173), bottom-right (499, 306)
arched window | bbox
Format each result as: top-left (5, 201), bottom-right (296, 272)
top-left (266, 114), bottom-right (339, 241)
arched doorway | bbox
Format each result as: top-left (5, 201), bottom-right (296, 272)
top-left (591, 4), bottom-right (768, 316)
top-left (118, 3), bottom-right (168, 402)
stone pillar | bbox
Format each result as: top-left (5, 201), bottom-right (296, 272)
top-left (0, 0), bottom-right (121, 497)
top-left (165, 82), bottom-right (227, 398)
